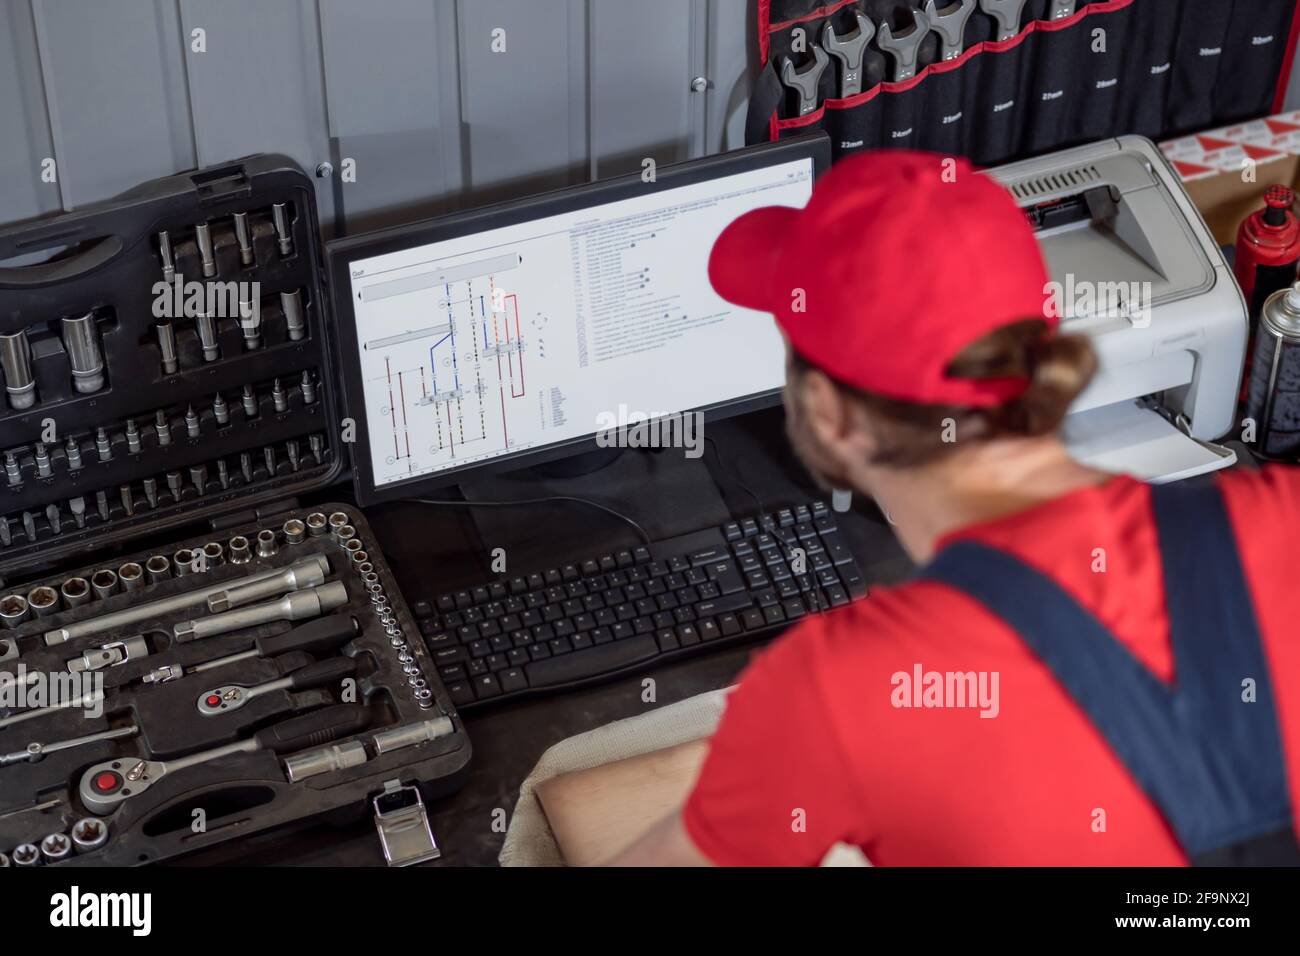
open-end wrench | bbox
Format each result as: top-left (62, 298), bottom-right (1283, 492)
top-left (925, 0), bottom-right (977, 60)
top-left (196, 656), bottom-right (357, 716)
top-left (1048, 0), bottom-right (1076, 19)
top-left (877, 7), bottom-right (930, 82)
top-left (780, 45), bottom-right (830, 116)
top-left (822, 12), bottom-right (875, 97)
top-left (79, 703), bottom-right (370, 813)
top-left (980, 0), bottom-right (1028, 41)
top-left (1, 725), bottom-right (138, 768)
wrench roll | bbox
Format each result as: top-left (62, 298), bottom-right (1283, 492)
top-left (748, 0), bottom-right (1300, 166)
top-left (0, 156), bottom-right (470, 867)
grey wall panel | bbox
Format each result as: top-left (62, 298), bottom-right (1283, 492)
top-left (0, 1), bottom-right (59, 222)
top-left (0, 0), bottom-right (759, 233)
top-left (455, 0), bottom-right (588, 197)
top-left (178, 0), bottom-right (334, 233)
top-left (30, 0), bottom-right (195, 209)
top-left (589, 1), bottom-right (698, 178)
top-left (319, 0), bottom-right (463, 233)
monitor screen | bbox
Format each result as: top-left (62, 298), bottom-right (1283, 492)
top-left (328, 135), bottom-right (829, 503)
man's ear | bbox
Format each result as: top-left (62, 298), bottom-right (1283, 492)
top-left (798, 369), bottom-right (878, 462)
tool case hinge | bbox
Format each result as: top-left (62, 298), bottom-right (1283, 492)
top-left (372, 779), bottom-right (441, 867)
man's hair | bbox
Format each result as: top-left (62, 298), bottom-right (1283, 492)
top-left (790, 319), bottom-right (1097, 467)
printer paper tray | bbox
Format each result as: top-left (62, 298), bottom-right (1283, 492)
top-left (1063, 402), bottom-right (1236, 484)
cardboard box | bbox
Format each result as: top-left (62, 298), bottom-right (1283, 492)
top-left (1160, 114), bottom-right (1300, 246)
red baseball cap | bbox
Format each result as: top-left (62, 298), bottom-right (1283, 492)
top-left (709, 150), bottom-right (1053, 407)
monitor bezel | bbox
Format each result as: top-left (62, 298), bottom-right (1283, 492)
top-left (326, 132), bottom-right (832, 505)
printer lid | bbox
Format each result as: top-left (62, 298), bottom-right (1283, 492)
top-left (1064, 402), bottom-right (1236, 484)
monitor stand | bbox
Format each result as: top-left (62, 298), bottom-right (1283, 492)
top-left (529, 447), bottom-right (625, 479)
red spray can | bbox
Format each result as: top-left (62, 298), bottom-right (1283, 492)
top-left (1236, 185), bottom-right (1300, 322)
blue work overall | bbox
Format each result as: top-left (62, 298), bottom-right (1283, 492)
top-left (919, 479), bottom-right (1300, 865)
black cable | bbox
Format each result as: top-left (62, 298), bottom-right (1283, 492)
top-left (411, 494), bottom-right (652, 546)
top-left (702, 435), bottom-right (765, 516)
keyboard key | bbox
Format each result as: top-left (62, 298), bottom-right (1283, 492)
top-left (763, 605), bottom-right (786, 625)
top-left (696, 593), bottom-right (753, 617)
top-left (528, 642), bottom-right (551, 661)
top-left (439, 663), bottom-right (467, 681)
top-left (471, 586), bottom-right (490, 604)
top-left (741, 609), bottom-right (766, 631)
top-left (525, 634), bottom-right (660, 687)
top-left (825, 584), bottom-right (849, 606)
top-left (782, 598), bottom-right (806, 620)
top-left (570, 632), bottom-right (593, 651)
top-left (507, 648), bottom-right (529, 666)
top-left (467, 659), bottom-right (487, 676)
top-left (499, 668), bottom-right (528, 693)
top-left (656, 629), bottom-right (679, 651)
top-left (509, 577), bottom-right (528, 594)
top-left (677, 623), bottom-right (700, 646)
top-left (718, 613), bottom-right (741, 636)
top-left (447, 682), bottom-right (475, 706)
top-left (819, 531), bottom-right (854, 566)
top-left (689, 547), bottom-right (728, 566)
top-left (633, 546), bottom-right (651, 563)
top-left (723, 522), bottom-right (742, 541)
top-left (698, 618), bottom-right (721, 641)
top-left (436, 595), bottom-right (456, 613)
top-left (486, 653), bottom-right (508, 672)
top-left (611, 621), bottom-right (634, 640)
top-left (468, 640), bottom-right (491, 659)
top-left (581, 559), bottom-right (600, 576)
top-left (413, 599), bottom-right (433, 618)
top-left (616, 550), bottom-right (634, 568)
top-left (473, 674), bottom-right (502, 699)
top-left (489, 582), bottom-right (507, 600)
top-left (454, 590), bottom-right (472, 608)
top-left (591, 626), bottom-right (613, 644)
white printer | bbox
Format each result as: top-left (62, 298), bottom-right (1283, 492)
top-left (989, 136), bottom-right (1247, 483)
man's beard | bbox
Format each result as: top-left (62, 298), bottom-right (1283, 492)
top-left (785, 401), bottom-right (853, 492)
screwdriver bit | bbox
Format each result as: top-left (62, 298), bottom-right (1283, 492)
top-left (126, 419), bottom-right (141, 454)
top-left (120, 485), bottom-right (135, 516)
top-left (158, 230), bottom-right (175, 283)
top-left (22, 511), bottom-right (37, 543)
top-left (196, 311), bottom-right (219, 362)
top-left (281, 290), bottom-right (306, 341)
top-left (155, 410), bottom-right (171, 447)
top-left (190, 464), bottom-right (207, 495)
top-left (166, 471), bottom-right (183, 503)
top-left (301, 370), bottom-right (317, 405)
top-left (286, 439), bottom-right (300, 472)
top-left (273, 202), bottom-right (293, 256)
top-left (264, 446), bottom-right (277, 477)
top-left (233, 211), bottom-right (255, 266)
top-left (46, 503), bottom-right (61, 535)
top-left (185, 405), bottom-right (200, 438)
top-left (156, 321), bottom-right (179, 374)
top-left (34, 443), bottom-right (51, 478)
top-left (213, 392), bottom-right (230, 425)
top-left (69, 497), bottom-right (85, 529)
top-left (309, 434), bottom-right (324, 465)
top-left (96, 427), bottom-right (112, 462)
top-left (242, 385), bottom-right (258, 418)
top-left (195, 221), bottom-right (216, 278)
top-left (240, 296), bottom-right (261, 350)
top-left (143, 478), bottom-right (158, 510)
top-left (272, 378), bottom-right (287, 413)
top-left (217, 459), bottom-right (230, 489)
top-left (5, 452), bottom-right (20, 486)
top-left (65, 437), bottom-right (82, 471)
top-left (240, 452), bottom-right (253, 484)
top-left (95, 490), bottom-right (109, 522)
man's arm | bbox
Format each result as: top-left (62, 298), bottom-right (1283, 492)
top-left (604, 809), bottom-right (713, 866)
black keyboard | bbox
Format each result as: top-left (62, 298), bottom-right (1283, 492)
top-left (412, 500), bottom-right (868, 708)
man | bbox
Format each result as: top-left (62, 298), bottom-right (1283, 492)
top-left (609, 151), bottom-right (1300, 866)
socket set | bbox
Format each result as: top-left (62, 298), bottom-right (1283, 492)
top-left (0, 507), bottom-right (469, 866)
top-left (0, 156), bottom-right (470, 865)
top-left (0, 156), bottom-right (339, 576)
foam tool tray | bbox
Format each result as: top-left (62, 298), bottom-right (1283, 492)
top-left (0, 154), bottom-right (340, 579)
top-left (0, 157), bottom-right (470, 866)
top-left (0, 505), bottom-right (470, 866)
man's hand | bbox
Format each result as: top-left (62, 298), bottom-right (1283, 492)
top-left (602, 809), bottom-right (714, 867)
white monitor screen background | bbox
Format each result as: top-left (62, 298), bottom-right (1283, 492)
top-left (346, 157), bottom-right (813, 488)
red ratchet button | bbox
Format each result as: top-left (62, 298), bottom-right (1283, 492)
top-left (92, 770), bottom-right (123, 794)
top-left (205, 694), bottom-right (222, 708)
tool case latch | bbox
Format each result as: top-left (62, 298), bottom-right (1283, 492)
top-left (372, 779), bottom-right (440, 867)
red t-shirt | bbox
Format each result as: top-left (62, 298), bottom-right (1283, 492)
top-left (683, 469), bottom-right (1300, 865)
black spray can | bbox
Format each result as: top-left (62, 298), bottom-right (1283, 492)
top-left (1247, 282), bottom-right (1300, 458)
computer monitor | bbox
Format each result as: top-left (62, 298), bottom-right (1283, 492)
top-left (327, 133), bottom-right (831, 505)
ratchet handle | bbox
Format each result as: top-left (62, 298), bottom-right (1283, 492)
top-left (258, 615), bottom-right (359, 657)
top-left (287, 655), bottom-right (357, 690)
top-left (255, 703), bottom-right (369, 754)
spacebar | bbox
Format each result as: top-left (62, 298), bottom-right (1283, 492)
top-left (525, 636), bottom-right (661, 687)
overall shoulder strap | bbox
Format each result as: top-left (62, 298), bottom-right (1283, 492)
top-left (918, 480), bottom-right (1296, 861)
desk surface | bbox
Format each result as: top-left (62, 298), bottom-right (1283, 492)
top-left (172, 410), bottom-right (910, 866)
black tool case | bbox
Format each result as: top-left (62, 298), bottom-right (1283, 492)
top-left (0, 156), bottom-right (470, 866)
